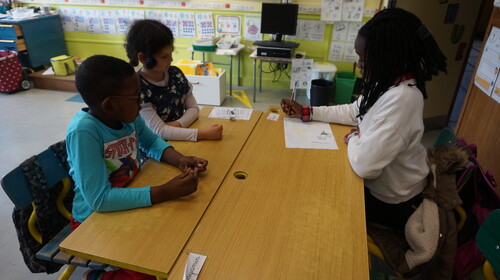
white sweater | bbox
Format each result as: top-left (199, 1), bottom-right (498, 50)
top-left (312, 80), bottom-right (428, 204)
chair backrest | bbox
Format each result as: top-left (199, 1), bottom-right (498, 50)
top-left (434, 127), bottom-right (458, 147)
top-left (477, 209), bottom-right (500, 276)
top-left (1, 147), bottom-right (69, 209)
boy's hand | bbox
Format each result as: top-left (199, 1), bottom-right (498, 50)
top-left (198, 124), bottom-right (223, 140)
top-left (280, 99), bottom-right (302, 117)
top-left (151, 168), bottom-right (199, 203)
top-left (178, 156), bottom-right (208, 173)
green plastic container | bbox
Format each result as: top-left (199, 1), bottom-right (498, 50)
top-left (334, 72), bottom-right (356, 104)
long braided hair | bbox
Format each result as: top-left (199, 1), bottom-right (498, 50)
top-left (357, 8), bottom-right (447, 119)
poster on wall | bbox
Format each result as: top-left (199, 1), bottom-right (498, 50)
top-left (100, 10), bottom-right (117, 34)
top-left (195, 13), bottom-right (215, 37)
top-left (178, 12), bottom-right (196, 38)
top-left (342, 0), bottom-right (364, 22)
top-left (146, 10), bottom-right (163, 22)
top-left (72, 8), bottom-right (87, 33)
top-left (329, 22), bottom-right (362, 62)
top-left (216, 15), bottom-right (241, 36)
top-left (162, 11), bottom-right (179, 37)
top-left (244, 14), bottom-right (262, 41)
top-left (321, 0), bottom-right (342, 22)
top-left (113, 9), bottom-right (130, 34)
top-left (84, 9), bottom-right (103, 34)
top-left (474, 26), bottom-right (500, 99)
top-left (291, 20), bottom-right (325, 41)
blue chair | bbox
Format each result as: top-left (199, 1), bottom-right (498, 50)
top-left (1, 142), bottom-right (106, 279)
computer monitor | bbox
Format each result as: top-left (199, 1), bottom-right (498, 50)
top-left (260, 3), bottom-right (299, 42)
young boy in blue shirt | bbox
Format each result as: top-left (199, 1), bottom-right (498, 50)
top-left (66, 55), bottom-right (207, 280)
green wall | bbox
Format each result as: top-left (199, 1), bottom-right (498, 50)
top-left (45, 5), bottom-right (364, 90)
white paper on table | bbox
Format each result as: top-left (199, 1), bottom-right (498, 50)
top-left (208, 107), bottom-right (253, 120)
top-left (183, 253), bottom-right (207, 280)
top-left (284, 118), bottom-right (338, 150)
top-left (43, 67), bottom-right (54, 75)
top-left (267, 113), bottom-right (280, 121)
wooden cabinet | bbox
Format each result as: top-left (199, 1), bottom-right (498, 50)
top-left (0, 14), bottom-right (67, 69)
top-left (456, 7), bottom-right (500, 182)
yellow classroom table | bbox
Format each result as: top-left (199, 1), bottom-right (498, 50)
top-left (59, 106), bottom-right (262, 279)
top-left (60, 107), bottom-right (368, 279)
top-left (168, 109), bottom-right (368, 279)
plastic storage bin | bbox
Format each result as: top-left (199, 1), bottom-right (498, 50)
top-left (310, 79), bottom-right (334, 106)
top-left (306, 62), bottom-right (337, 100)
top-left (187, 70), bottom-right (227, 106)
top-left (334, 72), bottom-right (356, 104)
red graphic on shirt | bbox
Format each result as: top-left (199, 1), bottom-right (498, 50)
top-left (109, 155), bottom-right (139, 188)
top-left (104, 137), bottom-right (137, 159)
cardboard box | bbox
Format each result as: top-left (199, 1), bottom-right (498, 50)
top-left (187, 70), bottom-right (226, 106)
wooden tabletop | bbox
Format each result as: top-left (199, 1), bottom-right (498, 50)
top-left (60, 106), bottom-right (262, 278)
top-left (168, 109), bottom-right (368, 279)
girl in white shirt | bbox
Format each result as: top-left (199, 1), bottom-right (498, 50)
top-left (281, 8), bottom-right (447, 230)
top-left (125, 19), bottom-right (223, 142)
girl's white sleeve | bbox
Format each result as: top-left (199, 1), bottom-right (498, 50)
top-left (176, 85), bottom-right (199, 128)
top-left (140, 103), bottom-right (198, 141)
top-left (311, 99), bottom-right (360, 126)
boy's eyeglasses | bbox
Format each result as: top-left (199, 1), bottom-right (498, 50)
top-left (108, 95), bottom-right (141, 100)
top-left (108, 89), bottom-right (142, 101)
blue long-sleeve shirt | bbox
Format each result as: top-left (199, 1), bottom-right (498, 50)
top-left (66, 108), bottom-right (170, 223)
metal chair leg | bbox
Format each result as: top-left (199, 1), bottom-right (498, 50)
top-left (58, 264), bottom-right (77, 280)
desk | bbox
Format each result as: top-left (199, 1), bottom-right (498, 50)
top-left (168, 110), bottom-right (368, 279)
top-left (59, 106), bottom-right (262, 279)
top-left (249, 50), bottom-right (293, 102)
top-left (188, 44), bottom-right (245, 95)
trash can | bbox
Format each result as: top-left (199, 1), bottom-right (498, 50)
top-left (335, 72), bottom-right (356, 104)
top-left (306, 62), bottom-right (337, 100)
top-left (310, 79), bottom-right (334, 106)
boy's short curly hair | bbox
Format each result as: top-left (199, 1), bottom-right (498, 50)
top-left (125, 19), bottom-right (174, 68)
top-left (75, 55), bottom-right (135, 107)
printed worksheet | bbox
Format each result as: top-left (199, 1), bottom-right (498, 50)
top-left (342, 0), bottom-right (364, 22)
top-left (328, 41), bottom-right (345, 62)
top-left (291, 59), bottom-right (313, 89)
top-left (321, 0), bottom-right (342, 22)
top-left (332, 22), bottom-right (348, 41)
top-left (284, 118), bottom-right (338, 150)
top-left (208, 107), bottom-right (253, 120)
top-left (292, 20), bottom-right (325, 41)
